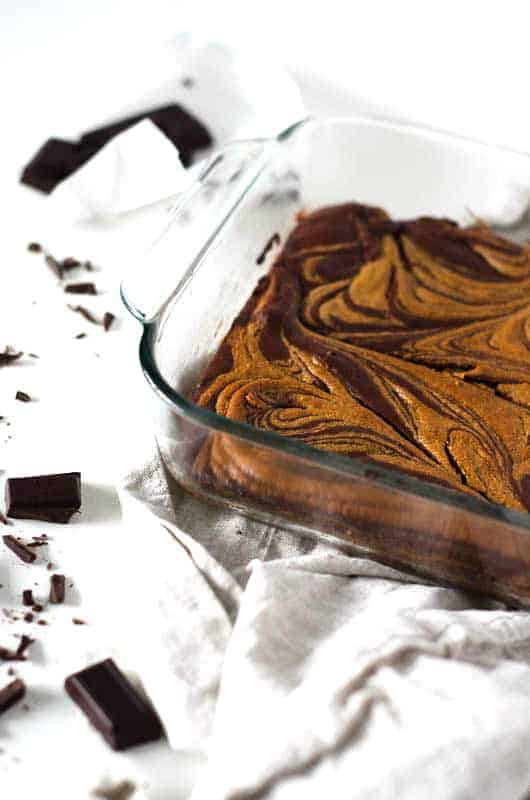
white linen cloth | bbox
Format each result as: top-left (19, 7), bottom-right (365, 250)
top-left (117, 438), bottom-right (530, 800)
top-left (34, 33), bottom-right (530, 800)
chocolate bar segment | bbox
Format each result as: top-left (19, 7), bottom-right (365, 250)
top-left (21, 104), bottom-right (212, 193)
top-left (5, 473), bottom-right (81, 523)
top-left (0, 678), bottom-right (26, 716)
top-left (65, 658), bottom-right (163, 750)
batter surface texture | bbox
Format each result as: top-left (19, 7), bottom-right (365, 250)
top-left (192, 203), bottom-right (530, 513)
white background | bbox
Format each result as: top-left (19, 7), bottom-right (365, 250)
top-left (1, 1), bottom-right (529, 797)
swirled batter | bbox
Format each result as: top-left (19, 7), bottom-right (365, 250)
top-left (193, 203), bottom-right (530, 512)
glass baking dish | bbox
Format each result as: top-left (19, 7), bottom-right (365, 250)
top-left (122, 116), bottom-right (530, 607)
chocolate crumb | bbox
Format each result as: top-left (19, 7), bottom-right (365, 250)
top-left (27, 242), bottom-right (42, 253)
top-left (82, 260), bottom-right (95, 271)
top-left (67, 305), bottom-right (99, 324)
top-left (75, 333), bottom-right (87, 339)
top-left (72, 618), bottom-right (86, 625)
top-left (22, 703), bottom-right (30, 711)
top-left (22, 589), bottom-right (34, 607)
top-left (49, 573), bottom-right (65, 604)
top-left (3, 535), bottom-right (37, 564)
top-left (23, 613), bottom-right (34, 623)
top-left (181, 77), bottom-right (195, 89)
top-left (61, 257), bottom-right (81, 270)
top-left (16, 635), bottom-right (34, 658)
top-left (45, 254), bottom-right (63, 279)
top-left (46, 562), bottom-right (54, 571)
top-left (0, 347), bottom-right (23, 366)
top-left (7, 667), bottom-right (15, 677)
top-left (91, 779), bottom-right (137, 800)
top-left (32, 604), bottom-right (43, 613)
top-left (37, 619), bottom-right (48, 626)
top-left (64, 282), bottom-right (97, 295)
top-left (103, 312), bottom-right (115, 331)
top-left (28, 353), bottom-right (39, 359)
top-left (0, 511), bottom-right (9, 525)
top-left (15, 391), bottom-right (32, 402)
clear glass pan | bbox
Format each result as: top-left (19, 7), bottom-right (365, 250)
top-left (123, 116), bottom-right (530, 607)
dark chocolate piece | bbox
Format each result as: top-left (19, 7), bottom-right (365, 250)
top-left (5, 472), bottom-right (81, 523)
top-left (0, 347), bottom-right (22, 366)
top-left (103, 312), bottom-right (115, 331)
top-left (21, 105), bottom-right (212, 193)
top-left (49, 574), bottom-right (65, 604)
top-left (24, 612), bottom-right (34, 623)
top-left (15, 391), bottom-right (31, 402)
top-left (27, 242), bottom-right (42, 253)
top-left (2, 535), bottom-right (37, 564)
top-left (256, 232), bottom-right (281, 266)
top-left (64, 282), bottom-right (97, 295)
top-left (0, 678), bottom-right (26, 715)
top-left (22, 589), bottom-right (34, 606)
top-left (67, 305), bottom-right (99, 325)
top-left (64, 658), bottom-right (163, 750)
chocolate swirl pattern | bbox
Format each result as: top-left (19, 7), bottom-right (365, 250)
top-left (192, 203), bottom-right (530, 514)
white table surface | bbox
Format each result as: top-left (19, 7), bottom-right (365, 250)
top-left (1, 2), bottom-right (528, 797)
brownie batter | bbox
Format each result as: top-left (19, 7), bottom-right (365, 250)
top-left (192, 203), bottom-right (530, 514)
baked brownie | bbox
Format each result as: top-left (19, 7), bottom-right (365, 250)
top-left (192, 203), bottom-right (530, 514)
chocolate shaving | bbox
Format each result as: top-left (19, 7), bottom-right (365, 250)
top-left (45, 254), bottom-right (63, 279)
top-left (68, 305), bottom-right (99, 325)
top-left (49, 574), bottom-right (65, 604)
top-left (15, 391), bottom-right (32, 402)
top-left (0, 678), bottom-right (26, 715)
top-left (75, 333), bottom-right (87, 339)
top-left (0, 347), bottom-right (23, 366)
top-left (27, 242), bottom-right (42, 253)
top-left (2, 535), bottom-right (37, 564)
top-left (103, 312), bottom-right (115, 332)
top-left (64, 282), bottom-right (97, 295)
top-left (256, 233), bottom-right (281, 266)
top-left (22, 589), bottom-right (34, 607)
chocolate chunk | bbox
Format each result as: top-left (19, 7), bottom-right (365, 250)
top-left (22, 589), bottom-right (34, 607)
top-left (67, 305), bottom-right (99, 325)
top-left (65, 658), bottom-right (163, 750)
top-left (5, 473), bottom-right (81, 523)
top-left (0, 347), bottom-right (22, 366)
top-left (49, 574), bottom-right (65, 604)
top-left (15, 391), bottom-right (32, 402)
top-left (0, 678), bottom-right (26, 716)
top-left (2, 536), bottom-right (37, 564)
top-left (27, 242), bottom-right (42, 253)
top-left (21, 105), bottom-right (212, 194)
top-left (256, 232), bottom-right (281, 265)
top-left (64, 282), bottom-right (97, 295)
top-left (103, 312), bottom-right (115, 331)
